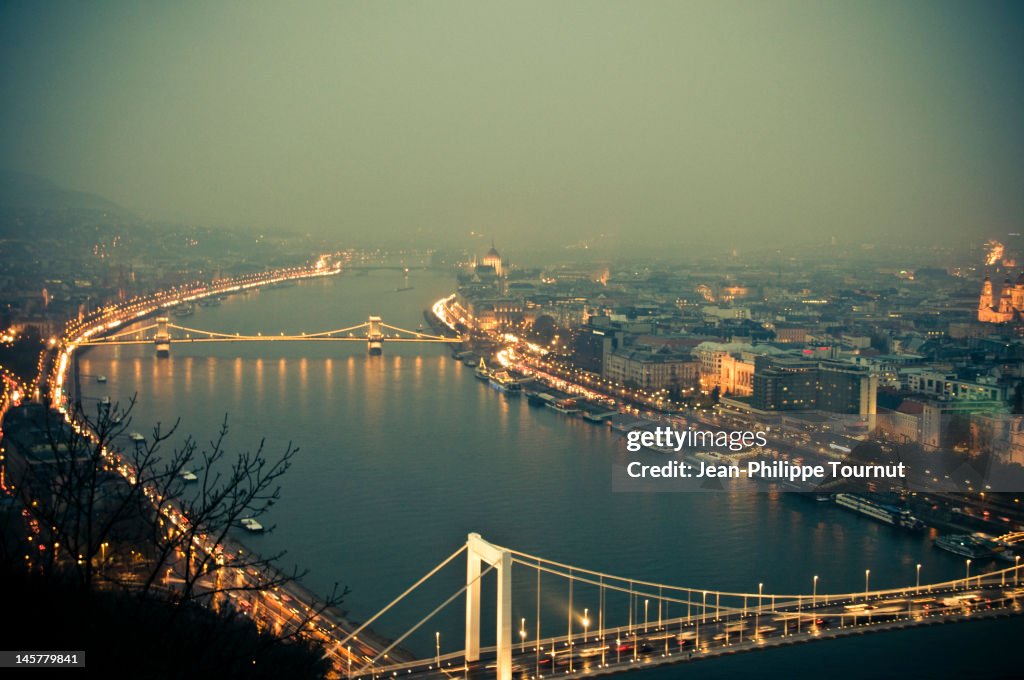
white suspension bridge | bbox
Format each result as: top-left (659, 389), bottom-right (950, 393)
top-left (332, 533), bottom-right (1023, 680)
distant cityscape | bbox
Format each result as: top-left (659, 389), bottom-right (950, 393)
top-left (443, 238), bottom-right (1024, 473)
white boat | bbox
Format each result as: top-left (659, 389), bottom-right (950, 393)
top-left (129, 432), bottom-right (145, 442)
top-left (834, 493), bottom-right (924, 530)
top-left (96, 375), bottom-right (108, 383)
top-left (240, 517), bottom-right (264, 532)
top-left (180, 470), bottom-right (198, 482)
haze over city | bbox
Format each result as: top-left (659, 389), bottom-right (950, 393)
top-left (6, 3), bottom-right (1024, 678)
top-left (1, 1), bottom-right (1022, 250)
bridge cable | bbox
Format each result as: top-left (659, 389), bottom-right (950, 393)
top-left (83, 323), bottom-right (159, 342)
top-left (356, 561), bottom-right (496, 677)
top-left (598, 574), bottom-right (605, 667)
top-left (300, 322), bottom-right (372, 338)
top-left (378, 322), bottom-right (457, 341)
top-left (512, 547), bottom-right (1024, 602)
top-left (567, 566), bottom-right (573, 660)
top-left (167, 324), bottom-right (248, 339)
top-left (338, 544), bottom-right (466, 649)
top-left (511, 558), bottom-right (748, 617)
top-left (622, 581), bottom-right (630, 647)
top-left (535, 558), bottom-right (541, 679)
top-left (166, 321), bottom-right (373, 340)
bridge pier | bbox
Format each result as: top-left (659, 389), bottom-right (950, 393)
top-left (154, 316), bottom-right (171, 357)
top-left (367, 315), bottom-right (384, 355)
top-left (466, 533), bottom-right (512, 680)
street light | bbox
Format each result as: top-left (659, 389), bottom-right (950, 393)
top-left (756, 583), bottom-right (763, 641)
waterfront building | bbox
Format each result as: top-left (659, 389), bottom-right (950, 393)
top-left (751, 355), bottom-right (878, 419)
top-left (602, 345), bottom-right (698, 391)
top-left (693, 341), bottom-right (780, 397)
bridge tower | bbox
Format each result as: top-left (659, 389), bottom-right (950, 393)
top-left (465, 533), bottom-right (512, 680)
top-left (154, 316), bottom-right (171, 357)
top-left (367, 315), bottom-right (384, 355)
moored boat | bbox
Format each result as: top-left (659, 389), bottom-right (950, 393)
top-left (239, 517), bottom-right (264, 532)
top-left (935, 534), bottom-right (993, 559)
top-left (488, 370), bottom-right (522, 394)
top-left (834, 493), bottom-right (924, 530)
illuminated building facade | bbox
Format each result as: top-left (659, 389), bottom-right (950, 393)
top-left (481, 243), bottom-right (503, 277)
top-left (603, 346), bottom-right (698, 390)
top-left (978, 274), bottom-right (1024, 323)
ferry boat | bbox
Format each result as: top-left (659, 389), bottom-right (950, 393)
top-left (935, 534), bottom-right (992, 559)
top-left (488, 370), bottom-right (522, 394)
top-left (179, 470), bottom-right (198, 483)
top-left (96, 375), bottom-right (108, 383)
top-left (834, 493), bottom-right (925, 530)
top-left (172, 304), bottom-right (194, 318)
top-left (239, 517), bottom-right (264, 532)
top-left (199, 297), bottom-right (220, 307)
top-left (474, 358), bottom-right (491, 380)
top-left (547, 397), bottom-right (580, 415)
top-left (129, 431), bottom-right (145, 443)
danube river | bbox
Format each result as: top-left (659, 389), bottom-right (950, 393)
top-left (80, 271), bottom-right (1019, 678)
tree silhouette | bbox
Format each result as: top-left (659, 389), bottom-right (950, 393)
top-left (4, 396), bottom-right (347, 658)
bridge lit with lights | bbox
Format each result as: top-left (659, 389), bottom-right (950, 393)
top-left (76, 315), bottom-right (462, 356)
top-left (341, 533), bottom-right (1024, 680)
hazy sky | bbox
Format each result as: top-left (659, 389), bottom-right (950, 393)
top-left (1, 1), bottom-right (1021, 249)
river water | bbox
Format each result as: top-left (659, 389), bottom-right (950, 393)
top-left (79, 271), bottom-right (1018, 678)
